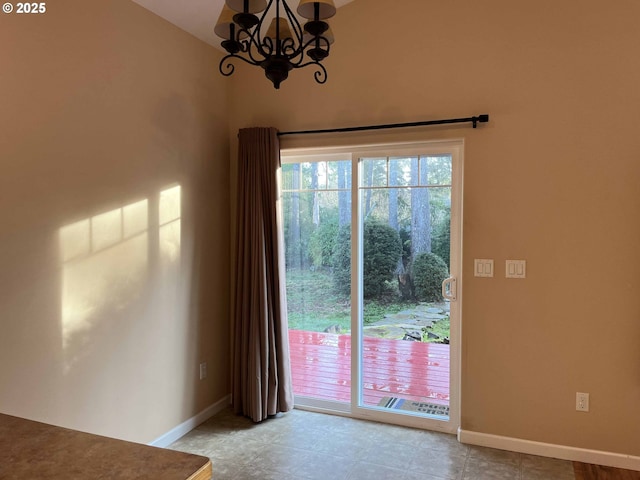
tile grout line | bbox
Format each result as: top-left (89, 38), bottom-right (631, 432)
top-left (459, 446), bottom-right (471, 480)
top-left (519, 452), bottom-right (524, 480)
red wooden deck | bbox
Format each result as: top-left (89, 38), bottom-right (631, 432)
top-left (288, 330), bottom-right (450, 407)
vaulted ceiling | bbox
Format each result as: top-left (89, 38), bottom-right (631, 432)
top-left (131, 0), bottom-right (355, 50)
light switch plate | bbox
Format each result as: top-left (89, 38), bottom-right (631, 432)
top-left (474, 259), bottom-right (494, 277)
top-left (506, 260), bottom-right (526, 278)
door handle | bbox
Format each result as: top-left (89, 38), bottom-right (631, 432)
top-left (442, 277), bottom-right (457, 302)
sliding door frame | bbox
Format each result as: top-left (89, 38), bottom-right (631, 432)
top-left (281, 139), bottom-right (463, 434)
top-left (348, 140), bottom-right (463, 435)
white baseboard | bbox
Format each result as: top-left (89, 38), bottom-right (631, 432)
top-left (458, 428), bottom-right (640, 472)
top-left (149, 394), bottom-right (231, 448)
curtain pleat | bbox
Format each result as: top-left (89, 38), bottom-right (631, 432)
top-left (232, 127), bottom-right (293, 422)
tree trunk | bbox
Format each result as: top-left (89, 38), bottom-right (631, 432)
top-left (389, 159), bottom-right (405, 276)
top-left (364, 160), bottom-right (374, 219)
top-left (410, 157), bottom-right (431, 261)
top-left (288, 163), bottom-right (301, 267)
top-left (389, 160), bottom-right (399, 232)
top-left (311, 162), bottom-right (319, 226)
top-left (388, 159), bottom-right (413, 299)
top-left (338, 161), bottom-right (351, 226)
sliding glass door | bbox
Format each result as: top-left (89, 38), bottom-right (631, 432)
top-left (281, 141), bottom-right (462, 432)
top-left (281, 154), bottom-right (352, 411)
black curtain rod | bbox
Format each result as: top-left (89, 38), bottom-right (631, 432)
top-left (278, 114), bottom-right (489, 137)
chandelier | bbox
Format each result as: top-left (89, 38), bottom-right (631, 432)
top-left (214, 0), bottom-right (336, 89)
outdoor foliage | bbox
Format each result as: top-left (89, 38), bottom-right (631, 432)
top-left (332, 225), bottom-right (352, 295)
top-left (399, 227), bottom-right (411, 268)
top-left (285, 268), bottom-right (421, 331)
top-left (413, 252), bottom-right (449, 302)
top-left (283, 156), bottom-right (452, 334)
top-left (309, 219), bottom-right (339, 267)
top-left (363, 222), bottom-right (402, 298)
top-left (332, 222), bottom-right (402, 298)
top-left (432, 210), bottom-right (451, 270)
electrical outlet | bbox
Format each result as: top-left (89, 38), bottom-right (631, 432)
top-left (199, 362), bottom-right (207, 380)
top-left (576, 392), bottom-right (589, 412)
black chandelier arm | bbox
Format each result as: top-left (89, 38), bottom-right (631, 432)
top-left (301, 36), bottom-right (331, 63)
top-left (259, 37), bottom-right (275, 58)
top-left (221, 24), bottom-right (262, 60)
top-left (259, 0), bottom-right (279, 58)
top-left (293, 60), bottom-right (328, 84)
top-left (220, 57), bottom-right (328, 85)
top-left (219, 52), bottom-right (265, 77)
top-left (300, 34), bottom-right (329, 51)
top-left (281, 0), bottom-right (305, 48)
top-left (281, 35), bottom-right (331, 69)
top-left (283, 36), bottom-right (329, 68)
top-left (219, 55), bottom-right (236, 77)
top-left (313, 64), bottom-right (328, 84)
top-left (280, 37), bottom-right (303, 60)
top-left (245, 35), bottom-right (272, 65)
top-left (238, 26), bottom-right (279, 66)
top-left (241, 0), bottom-right (275, 61)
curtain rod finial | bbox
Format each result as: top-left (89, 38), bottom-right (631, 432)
top-left (472, 114), bottom-right (490, 128)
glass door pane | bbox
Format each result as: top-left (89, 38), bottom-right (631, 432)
top-left (281, 158), bottom-right (352, 407)
top-left (358, 155), bottom-right (452, 420)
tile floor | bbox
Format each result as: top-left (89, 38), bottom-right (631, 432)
top-left (168, 408), bottom-right (575, 480)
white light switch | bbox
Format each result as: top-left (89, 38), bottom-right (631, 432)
top-left (505, 260), bottom-right (526, 278)
top-left (474, 259), bottom-right (494, 277)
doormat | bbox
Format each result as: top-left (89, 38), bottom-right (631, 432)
top-left (377, 397), bottom-right (450, 417)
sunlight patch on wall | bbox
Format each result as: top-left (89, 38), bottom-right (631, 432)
top-left (58, 185), bottom-right (182, 373)
top-left (159, 185), bottom-right (181, 265)
top-left (59, 187), bottom-right (182, 373)
top-left (60, 199), bottom-right (150, 373)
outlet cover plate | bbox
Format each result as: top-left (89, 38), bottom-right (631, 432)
top-left (576, 392), bottom-right (589, 412)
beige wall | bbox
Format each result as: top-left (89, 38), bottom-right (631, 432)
top-left (0, 0), bottom-right (230, 443)
top-left (228, 0), bottom-right (640, 456)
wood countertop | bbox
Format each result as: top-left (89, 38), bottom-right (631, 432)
top-left (0, 413), bottom-right (212, 480)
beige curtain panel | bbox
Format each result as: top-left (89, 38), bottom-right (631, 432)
top-left (232, 127), bottom-right (294, 422)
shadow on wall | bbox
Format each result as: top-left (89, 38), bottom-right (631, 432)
top-left (58, 185), bottom-right (182, 374)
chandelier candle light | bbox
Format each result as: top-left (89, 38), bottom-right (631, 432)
top-left (214, 0), bottom-right (336, 89)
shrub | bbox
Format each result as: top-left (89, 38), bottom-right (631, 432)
top-left (332, 225), bottom-right (352, 295)
top-left (309, 220), bottom-right (339, 268)
top-left (413, 252), bottom-right (449, 302)
top-left (363, 222), bottom-right (402, 298)
top-left (432, 211), bottom-right (450, 270)
top-left (332, 221), bottom-right (402, 298)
